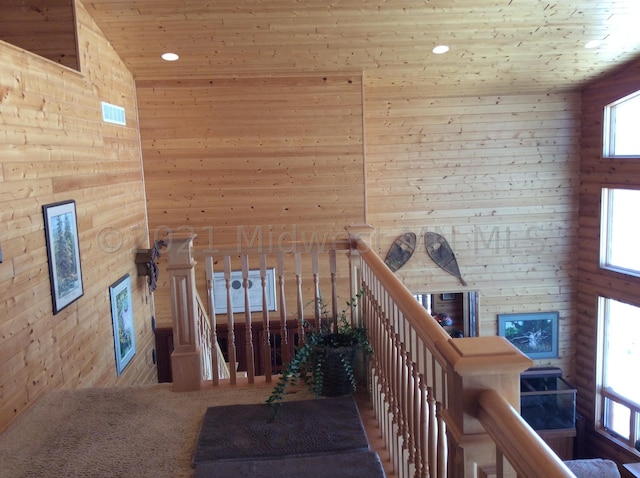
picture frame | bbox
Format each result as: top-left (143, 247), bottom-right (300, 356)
top-left (43, 200), bottom-right (84, 314)
top-left (212, 268), bottom-right (277, 314)
top-left (109, 274), bottom-right (136, 375)
top-left (498, 311), bottom-right (559, 359)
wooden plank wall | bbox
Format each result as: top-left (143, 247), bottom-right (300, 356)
top-left (576, 58), bottom-right (640, 462)
top-left (0, 1), bottom-right (156, 432)
top-left (364, 81), bottom-right (582, 380)
top-left (135, 75), bottom-right (365, 326)
top-left (0, 0), bottom-right (79, 71)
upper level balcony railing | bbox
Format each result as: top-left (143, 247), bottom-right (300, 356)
top-left (166, 228), bottom-right (576, 478)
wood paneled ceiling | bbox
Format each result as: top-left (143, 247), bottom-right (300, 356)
top-left (85, 0), bottom-right (640, 96)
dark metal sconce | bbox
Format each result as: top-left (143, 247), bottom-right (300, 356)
top-left (135, 240), bottom-right (166, 293)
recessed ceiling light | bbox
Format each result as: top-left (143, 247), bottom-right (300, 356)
top-left (432, 45), bottom-right (450, 54)
top-left (585, 40), bottom-right (602, 49)
top-left (161, 52), bottom-right (180, 61)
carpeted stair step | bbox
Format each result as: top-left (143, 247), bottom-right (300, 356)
top-left (194, 450), bottom-right (386, 478)
top-left (193, 396), bottom-right (370, 465)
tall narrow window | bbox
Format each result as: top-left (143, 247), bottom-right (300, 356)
top-left (599, 297), bottom-right (640, 450)
top-left (604, 91), bottom-right (640, 157)
top-left (600, 188), bottom-right (640, 276)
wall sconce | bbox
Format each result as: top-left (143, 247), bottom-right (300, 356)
top-left (135, 240), bottom-right (166, 293)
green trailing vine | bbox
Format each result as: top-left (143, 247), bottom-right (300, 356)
top-left (266, 290), bottom-right (372, 419)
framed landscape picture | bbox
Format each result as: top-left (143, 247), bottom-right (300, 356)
top-left (43, 200), bottom-right (84, 314)
top-left (109, 274), bottom-right (136, 375)
top-left (498, 311), bottom-right (559, 359)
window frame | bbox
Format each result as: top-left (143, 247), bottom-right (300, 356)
top-left (596, 296), bottom-right (640, 455)
top-left (603, 90), bottom-right (640, 159)
top-left (599, 188), bottom-right (640, 278)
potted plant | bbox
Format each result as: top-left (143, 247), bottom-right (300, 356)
top-left (266, 290), bottom-right (372, 412)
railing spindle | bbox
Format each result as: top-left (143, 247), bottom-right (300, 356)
top-left (260, 254), bottom-right (272, 382)
top-left (241, 255), bottom-right (255, 383)
top-left (205, 258), bottom-right (220, 386)
top-left (224, 256), bottom-right (237, 385)
top-left (312, 251), bottom-right (321, 326)
top-left (329, 249), bottom-right (338, 321)
top-left (295, 252), bottom-right (304, 344)
top-left (277, 252), bottom-right (289, 365)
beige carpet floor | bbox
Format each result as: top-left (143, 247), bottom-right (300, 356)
top-left (0, 381), bottom-right (314, 478)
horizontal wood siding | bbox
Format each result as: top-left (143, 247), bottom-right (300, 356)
top-left (0, 1), bottom-right (155, 432)
top-left (364, 82), bottom-right (581, 380)
top-left (136, 75), bottom-right (365, 326)
top-left (576, 58), bottom-right (640, 462)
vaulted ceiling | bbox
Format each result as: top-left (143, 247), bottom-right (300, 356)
top-left (86, 0), bottom-right (640, 96)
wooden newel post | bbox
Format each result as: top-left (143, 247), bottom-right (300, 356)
top-left (437, 337), bottom-right (533, 477)
top-left (167, 232), bottom-right (202, 392)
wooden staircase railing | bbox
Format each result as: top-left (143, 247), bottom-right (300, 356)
top-left (353, 234), bottom-right (575, 478)
top-left (167, 230), bottom-right (576, 478)
top-left (195, 290), bottom-right (229, 382)
top-left (202, 240), bottom-right (352, 385)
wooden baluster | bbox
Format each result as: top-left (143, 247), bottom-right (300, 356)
top-left (329, 249), bottom-right (338, 321)
top-left (427, 387), bottom-right (437, 477)
top-left (418, 375), bottom-right (428, 478)
top-left (312, 250), bottom-right (321, 327)
top-left (406, 353), bottom-right (416, 469)
top-left (277, 253), bottom-right (289, 365)
top-left (436, 402), bottom-right (447, 478)
top-left (205, 257), bottom-right (220, 386)
top-left (295, 252), bottom-right (304, 344)
top-left (242, 255), bottom-right (255, 383)
top-left (260, 254), bottom-right (272, 382)
top-left (224, 256), bottom-right (237, 385)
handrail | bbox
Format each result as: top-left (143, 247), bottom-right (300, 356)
top-left (195, 290), bottom-right (230, 382)
top-left (477, 390), bottom-right (575, 477)
top-left (353, 235), bottom-right (570, 478)
top-left (193, 238), bottom-right (352, 259)
top-left (354, 237), bottom-right (453, 356)
top-left (355, 235), bottom-right (453, 477)
top-left (169, 231), bottom-right (577, 477)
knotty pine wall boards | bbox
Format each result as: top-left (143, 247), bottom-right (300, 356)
top-left (136, 75), bottom-right (366, 327)
top-left (0, 1), bottom-right (156, 431)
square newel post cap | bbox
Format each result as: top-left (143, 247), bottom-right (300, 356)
top-left (345, 224), bottom-right (375, 248)
top-left (166, 232), bottom-right (198, 267)
top-left (437, 336), bottom-right (533, 437)
top-left (444, 336), bottom-right (534, 376)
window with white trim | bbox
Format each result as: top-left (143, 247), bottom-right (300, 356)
top-left (599, 297), bottom-right (640, 451)
top-left (604, 91), bottom-right (640, 157)
top-left (600, 188), bottom-right (640, 276)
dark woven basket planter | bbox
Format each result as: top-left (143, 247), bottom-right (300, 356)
top-left (319, 346), bottom-right (357, 397)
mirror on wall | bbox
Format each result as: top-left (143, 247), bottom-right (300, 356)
top-left (413, 291), bottom-right (478, 338)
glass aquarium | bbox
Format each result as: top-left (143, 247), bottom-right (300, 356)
top-left (520, 370), bottom-right (576, 431)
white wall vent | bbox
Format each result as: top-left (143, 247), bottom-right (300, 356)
top-left (101, 101), bottom-right (126, 126)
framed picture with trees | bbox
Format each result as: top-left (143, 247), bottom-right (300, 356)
top-left (498, 311), bottom-right (559, 359)
top-left (109, 274), bottom-right (136, 375)
top-left (43, 200), bottom-right (84, 314)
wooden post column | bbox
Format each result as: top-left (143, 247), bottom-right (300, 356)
top-left (437, 336), bottom-right (533, 477)
top-left (167, 232), bottom-right (202, 392)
